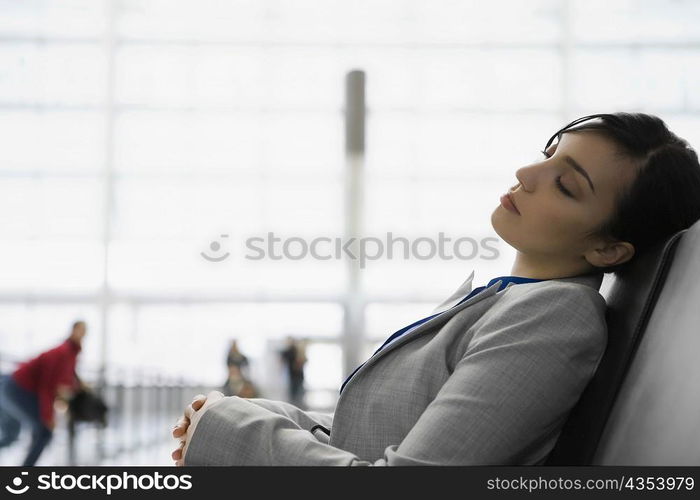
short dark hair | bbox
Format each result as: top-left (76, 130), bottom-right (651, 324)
top-left (545, 112), bottom-right (700, 275)
top-left (72, 320), bottom-right (86, 330)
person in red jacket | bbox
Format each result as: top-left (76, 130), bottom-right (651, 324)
top-left (0, 320), bottom-right (86, 466)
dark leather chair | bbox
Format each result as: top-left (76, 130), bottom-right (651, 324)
top-left (546, 219), bottom-right (700, 465)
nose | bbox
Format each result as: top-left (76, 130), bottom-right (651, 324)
top-left (514, 167), bottom-right (529, 193)
top-left (514, 161), bottom-right (544, 193)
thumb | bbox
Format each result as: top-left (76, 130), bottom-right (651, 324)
top-left (200, 391), bottom-right (224, 412)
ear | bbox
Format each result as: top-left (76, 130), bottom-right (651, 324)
top-left (584, 239), bottom-right (635, 269)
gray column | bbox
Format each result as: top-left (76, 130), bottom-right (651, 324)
top-left (342, 70), bottom-right (366, 379)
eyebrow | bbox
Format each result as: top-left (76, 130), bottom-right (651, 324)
top-left (563, 155), bottom-right (595, 194)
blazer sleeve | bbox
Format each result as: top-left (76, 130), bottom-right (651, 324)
top-left (184, 284), bottom-right (607, 465)
top-left (245, 398), bottom-right (334, 439)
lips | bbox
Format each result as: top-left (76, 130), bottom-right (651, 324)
top-left (499, 190), bottom-right (521, 215)
top-left (507, 191), bottom-right (520, 214)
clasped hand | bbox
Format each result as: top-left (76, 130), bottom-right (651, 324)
top-left (171, 390), bottom-right (224, 466)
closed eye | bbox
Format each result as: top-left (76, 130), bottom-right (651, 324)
top-left (556, 176), bottom-right (574, 198)
top-left (541, 150), bottom-right (575, 198)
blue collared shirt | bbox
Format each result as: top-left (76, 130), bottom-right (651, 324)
top-left (339, 274), bottom-right (548, 394)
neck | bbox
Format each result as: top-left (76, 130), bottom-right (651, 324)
top-left (510, 251), bottom-right (595, 280)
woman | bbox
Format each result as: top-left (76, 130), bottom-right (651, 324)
top-left (171, 113), bottom-right (700, 465)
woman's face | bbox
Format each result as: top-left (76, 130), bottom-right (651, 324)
top-left (491, 130), bottom-right (639, 271)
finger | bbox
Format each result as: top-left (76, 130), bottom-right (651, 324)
top-left (192, 397), bottom-right (206, 411)
top-left (172, 416), bottom-right (189, 429)
top-left (171, 441), bottom-right (185, 460)
top-left (184, 403), bottom-right (195, 420)
top-left (171, 442), bottom-right (183, 460)
top-left (171, 417), bottom-right (190, 438)
top-left (176, 443), bottom-right (188, 467)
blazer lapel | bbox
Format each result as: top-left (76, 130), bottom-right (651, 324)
top-left (430, 270), bottom-right (476, 314)
top-left (341, 271), bottom-right (605, 395)
top-left (352, 278), bottom-right (503, 381)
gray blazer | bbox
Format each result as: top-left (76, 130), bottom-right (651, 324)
top-left (185, 271), bottom-right (607, 466)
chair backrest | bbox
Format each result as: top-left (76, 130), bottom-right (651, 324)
top-left (594, 220), bottom-right (700, 465)
top-left (545, 223), bottom-right (691, 465)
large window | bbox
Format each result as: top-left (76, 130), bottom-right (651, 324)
top-left (2, 0), bottom-right (699, 407)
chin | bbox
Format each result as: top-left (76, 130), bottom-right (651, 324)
top-left (491, 207), bottom-right (521, 251)
top-left (490, 206), bottom-right (508, 237)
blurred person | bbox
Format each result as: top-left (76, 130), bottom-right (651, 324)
top-left (221, 364), bottom-right (259, 399)
top-left (237, 380), bottom-right (258, 399)
top-left (279, 337), bottom-right (307, 408)
top-left (226, 339), bottom-right (249, 378)
top-left (171, 113), bottom-right (700, 465)
top-left (0, 320), bottom-right (86, 466)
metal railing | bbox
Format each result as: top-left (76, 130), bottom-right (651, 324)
top-left (1, 352), bottom-right (213, 465)
top-left (74, 371), bottom-right (214, 465)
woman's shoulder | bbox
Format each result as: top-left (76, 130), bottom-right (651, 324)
top-left (500, 275), bottom-right (606, 309)
top-left (484, 276), bottom-right (608, 336)
top-left (457, 280), bottom-right (605, 364)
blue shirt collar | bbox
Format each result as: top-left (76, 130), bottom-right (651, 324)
top-left (486, 275), bottom-right (548, 292)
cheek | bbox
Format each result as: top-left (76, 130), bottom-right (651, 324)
top-left (523, 202), bottom-right (591, 250)
top-left (534, 206), bottom-right (575, 231)
top-left (534, 203), bottom-right (608, 249)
